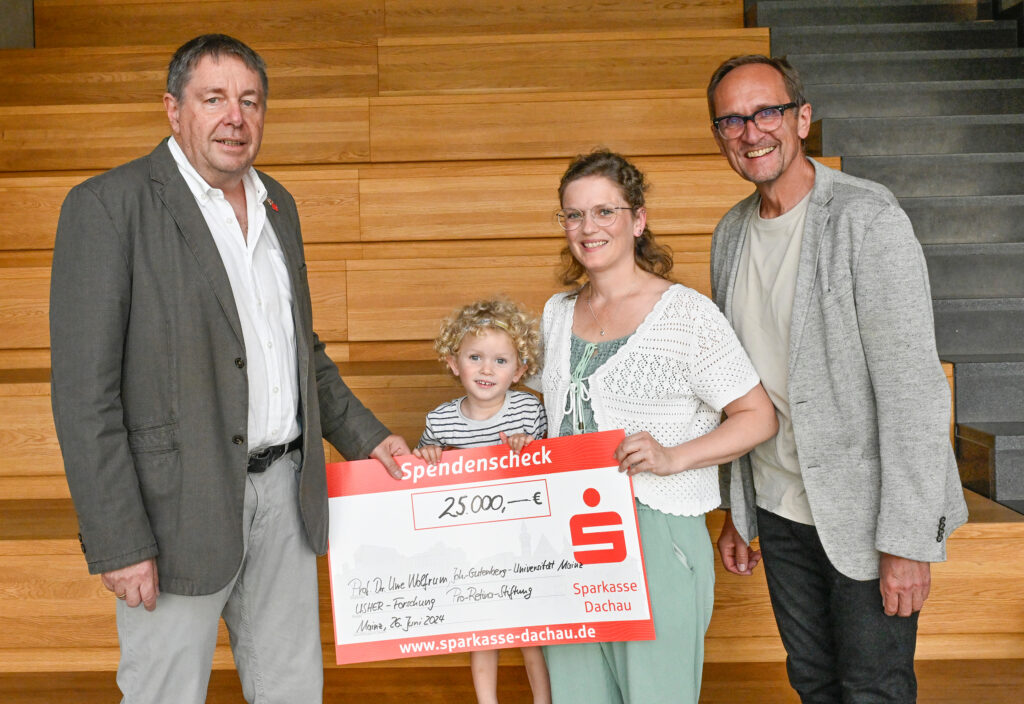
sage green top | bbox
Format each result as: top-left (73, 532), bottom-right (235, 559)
top-left (558, 333), bottom-right (630, 437)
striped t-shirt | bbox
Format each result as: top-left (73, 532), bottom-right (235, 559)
top-left (418, 390), bottom-right (547, 449)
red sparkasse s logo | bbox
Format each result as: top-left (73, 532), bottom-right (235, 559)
top-left (569, 487), bottom-right (627, 564)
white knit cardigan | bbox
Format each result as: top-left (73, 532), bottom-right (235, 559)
top-left (537, 284), bottom-right (760, 516)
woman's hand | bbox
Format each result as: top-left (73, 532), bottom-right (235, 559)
top-left (615, 431), bottom-right (678, 476)
top-left (412, 444), bottom-right (443, 465)
top-left (499, 431), bottom-right (534, 454)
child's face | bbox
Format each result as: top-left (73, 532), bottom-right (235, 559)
top-left (446, 328), bottom-right (526, 408)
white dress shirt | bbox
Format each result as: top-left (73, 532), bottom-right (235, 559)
top-left (168, 137), bottom-right (301, 452)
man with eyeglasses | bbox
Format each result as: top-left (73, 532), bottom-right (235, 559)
top-left (705, 55), bottom-right (967, 703)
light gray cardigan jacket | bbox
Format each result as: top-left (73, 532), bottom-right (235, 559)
top-left (710, 158), bottom-right (968, 579)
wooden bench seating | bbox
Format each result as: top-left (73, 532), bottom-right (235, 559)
top-left (0, 155), bottom-right (782, 365)
top-left (0, 492), bottom-right (1020, 701)
top-left (0, 358), bottom-right (958, 503)
top-left (0, 30), bottom-right (767, 107)
top-left (0, 90), bottom-right (729, 172)
top-left (0, 156), bottom-right (767, 251)
top-left (377, 29), bottom-right (767, 96)
top-left (0, 43), bottom-right (379, 107)
top-left (32, 0), bottom-right (743, 49)
top-left (33, 0), bottom-right (387, 48)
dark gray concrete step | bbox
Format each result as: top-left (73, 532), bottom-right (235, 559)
top-left (750, 0), bottom-right (984, 26)
top-left (807, 80), bottom-right (1024, 119)
top-left (841, 154), bottom-right (1024, 198)
top-left (812, 115), bottom-right (1024, 156)
top-left (902, 195), bottom-right (1024, 245)
top-left (924, 243), bottom-right (1024, 299)
top-left (789, 48), bottom-right (1024, 84)
top-left (933, 297), bottom-right (1024, 357)
top-left (955, 362), bottom-right (1024, 423)
top-left (772, 21), bottom-right (1018, 54)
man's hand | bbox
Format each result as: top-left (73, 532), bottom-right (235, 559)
top-left (716, 511), bottom-right (761, 576)
top-left (370, 434), bottom-right (411, 479)
top-left (879, 553), bottom-right (930, 617)
top-left (101, 558), bottom-right (159, 611)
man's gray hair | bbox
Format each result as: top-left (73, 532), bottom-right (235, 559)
top-left (706, 54), bottom-right (806, 119)
top-left (166, 34), bottom-right (268, 102)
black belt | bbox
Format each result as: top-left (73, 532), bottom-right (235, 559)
top-left (247, 437), bottom-right (302, 473)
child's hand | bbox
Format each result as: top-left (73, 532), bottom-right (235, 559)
top-left (499, 432), bottom-right (534, 454)
top-left (413, 444), bottom-right (444, 465)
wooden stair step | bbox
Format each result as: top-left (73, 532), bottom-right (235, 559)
top-left (0, 492), bottom-right (1021, 669)
top-left (0, 43), bottom-right (378, 107)
top-left (378, 29), bottom-right (766, 96)
top-left (2, 659), bottom-right (1020, 703)
top-left (0, 89), bottom-right (739, 173)
top-left (32, 0), bottom-right (741, 49)
top-left (0, 30), bottom-right (768, 107)
top-left (0, 155), bottom-right (774, 252)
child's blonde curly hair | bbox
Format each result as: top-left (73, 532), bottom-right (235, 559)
top-left (435, 298), bottom-right (542, 379)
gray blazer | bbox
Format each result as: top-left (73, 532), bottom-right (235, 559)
top-left (50, 140), bottom-right (390, 595)
top-left (710, 158), bottom-right (968, 580)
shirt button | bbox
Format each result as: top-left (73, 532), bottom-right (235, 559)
top-left (267, 341), bottom-right (273, 349)
top-left (272, 386), bottom-right (279, 394)
top-left (235, 358), bottom-right (246, 369)
top-left (232, 435), bottom-right (245, 445)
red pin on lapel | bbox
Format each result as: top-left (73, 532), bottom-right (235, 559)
top-left (267, 197), bottom-right (279, 212)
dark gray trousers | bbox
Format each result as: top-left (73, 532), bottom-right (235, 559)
top-left (757, 508), bottom-right (919, 704)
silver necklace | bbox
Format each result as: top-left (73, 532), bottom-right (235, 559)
top-left (586, 279), bottom-right (644, 337)
top-left (585, 288), bottom-right (606, 336)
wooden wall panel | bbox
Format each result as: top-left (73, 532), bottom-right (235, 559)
top-left (369, 91), bottom-right (719, 162)
top-left (1, 492), bottom-right (1021, 666)
top-left (0, 44), bottom-right (378, 107)
top-left (344, 247), bottom-right (712, 344)
top-left (0, 100), bottom-right (370, 173)
top-left (265, 168), bottom-right (362, 245)
top-left (308, 261), bottom-right (349, 343)
top-left (356, 157), bottom-right (757, 243)
top-left (0, 390), bottom-right (63, 481)
top-left (34, 0), bottom-right (386, 48)
top-left (382, 0), bottom-right (743, 36)
top-left (0, 176), bottom-right (76, 251)
top-left (379, 29), bottom-right (768, 95)
top-left (346, 255), bottom-right (558, 341)
top-left (0, 269), bottom-right (50, 350)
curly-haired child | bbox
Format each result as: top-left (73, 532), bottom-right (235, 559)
top-left (413, 298), bottom-right (550, 704)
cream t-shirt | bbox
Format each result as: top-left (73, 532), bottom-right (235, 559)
top-left (731, 191), bottom-right (815, 525)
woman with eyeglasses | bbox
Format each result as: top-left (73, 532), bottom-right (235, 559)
top-left (533, 150), bottom-right (777, 703)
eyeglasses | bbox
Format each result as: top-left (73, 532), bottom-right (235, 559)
top-left (712, 102), bottom-right (799, 139)
top-left (554, 205), bottom-right (633, 231)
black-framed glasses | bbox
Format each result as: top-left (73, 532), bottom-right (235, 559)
top-left (712, 102), bottom-right (799, 139)
top-left (554, 205), bottom-right (633, 231)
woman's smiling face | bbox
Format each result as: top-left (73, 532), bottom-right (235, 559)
top-left (560, 175), bottom-right (644, 276)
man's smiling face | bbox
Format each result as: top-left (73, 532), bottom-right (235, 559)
top-left (164, 54), bottom-right (265, 190)
top-left (711, 62), bottom-right (812, 188)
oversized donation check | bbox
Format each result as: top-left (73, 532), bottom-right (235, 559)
top-left (325, 429), bottom-right (654, 664)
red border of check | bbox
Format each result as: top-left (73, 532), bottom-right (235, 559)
top-left (326, 430), bottom-right (656, 664)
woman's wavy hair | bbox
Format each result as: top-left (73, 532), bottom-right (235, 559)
top-left (556, 149), bottom-right (674, 288)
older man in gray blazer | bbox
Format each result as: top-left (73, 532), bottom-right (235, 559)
top-left (706, 55), bottom-right (968, 703)
top-left (49, 35), bottom-right (409, 703)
